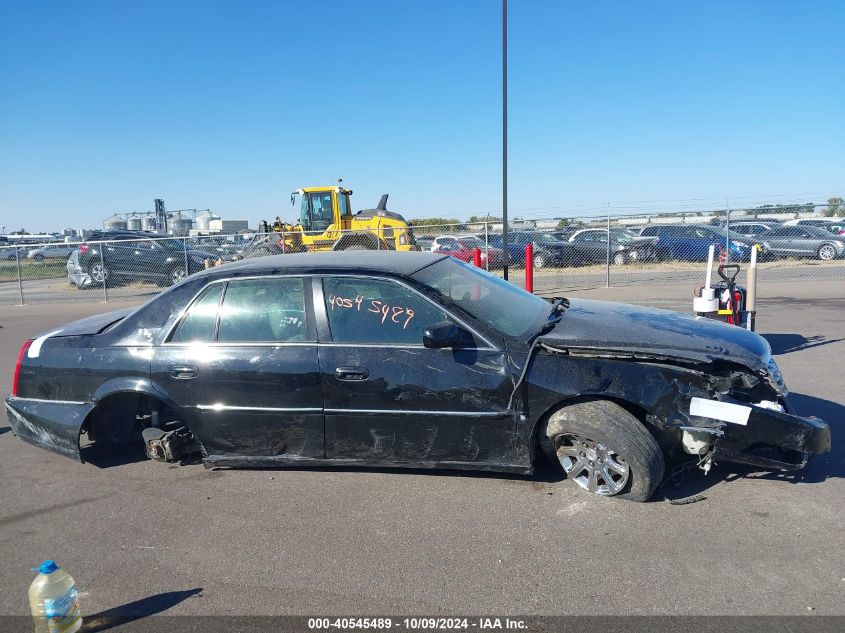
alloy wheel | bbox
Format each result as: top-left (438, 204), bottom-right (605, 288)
top-left (556, 434), bottom-right (630, 496)
top-left (818, 244), bottom-right (836, 261)
top-left (90, 263), bottom-right (107, 283)
top-left (170, 268), bottom-right (187, 285)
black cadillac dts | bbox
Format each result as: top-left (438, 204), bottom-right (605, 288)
top-left (6, 252), bottom-right (830, 501)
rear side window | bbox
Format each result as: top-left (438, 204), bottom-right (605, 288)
top-left (170, 284), bottom-right (224, 343)
top-left (323, 277), bottom-right (447, 345)
top-left (218, 278), bottom-right (306, 342)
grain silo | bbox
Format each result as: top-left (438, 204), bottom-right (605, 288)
top-left (168, 211), bottom-right (193, 236)
top-left (126, 214), bottom-right (142, 231)
top-left (195, 210), bottom-right (221, 232)
top-left (141, 214), bottom-right (157, 231)
top-left (103, 214), bottom-right (128, 231)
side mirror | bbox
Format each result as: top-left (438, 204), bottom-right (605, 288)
top-left (423, 321), bottom-right (471, 349)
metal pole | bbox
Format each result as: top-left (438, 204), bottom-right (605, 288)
top-left (15, 246), bottom-right (24, 305)
top-left (501, 0), bottom-right (509, 281)
top-left (183, 237), bottom-right (189, 276)
top-left (724, 199), bottom-right (731, 264)
top-left (484, 219), bottom-right (490, 271)
top-left (99, 244), bottom-right (108, 302)
top-left (606, 211), bottom-right (611, 288)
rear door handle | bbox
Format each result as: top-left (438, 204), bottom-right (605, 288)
top-left (170, 365), bottom-right (199, 379)
top-left (335, 366), bottom-right (369, 381)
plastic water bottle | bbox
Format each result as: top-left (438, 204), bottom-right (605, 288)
top-left (28, 560), bottom-right (82, 633)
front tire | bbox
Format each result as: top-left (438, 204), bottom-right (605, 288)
top-left (169, 266), bottom-right (188, 285)
top-left (613, 251), bottom-right (627, 265)
top-left (533, 253), bottom-right (546, 269)
top-left (88, 262), bottom-right (109, 286)
top-left (541, 400), bottom-right (665, 502)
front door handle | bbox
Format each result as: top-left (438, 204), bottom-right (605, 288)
top-left (170, 365), bottom-right (199, 379)
top-left (335, 366), bottom-right (369, 381)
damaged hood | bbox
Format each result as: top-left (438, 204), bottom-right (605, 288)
top-left (539, 298), bottom-right (771, 371)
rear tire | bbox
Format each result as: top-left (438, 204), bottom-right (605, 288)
top-left (340, 244), bottom-right (370, 251)
top-left (541, 400), bottom-right (665, 502)
top-left (817, 243), bottom-right (837, 261)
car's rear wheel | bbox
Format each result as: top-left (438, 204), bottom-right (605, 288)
top-left (33, 254), bottom-right (44, 262)
top-left (817, 243), bottom-right (837, 261)
top-left (88, 262), bottom-right (109, 285)
top-left (542, 400), bottom-right (665, 502)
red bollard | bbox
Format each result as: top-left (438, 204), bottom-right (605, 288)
top-left (525, 243), bottom-right (534, 293)
top-left (472, 247), bottom-right (482, 268)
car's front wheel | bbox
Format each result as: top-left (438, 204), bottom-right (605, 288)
top-left (169, 266), bottom-right (188, 285)
top-left (88, 262), bottom-right (109, 286)
top-left (613, 251), bottom-right (627, 265)
top-left (542, 400), bottom-right (665, 501)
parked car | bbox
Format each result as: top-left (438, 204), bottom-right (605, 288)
top-left (432, 236), bottom-right (504, 267)
top-left (783, 218), bottom-right (845, 235)
top-left (27, 243), bottom-right (80, 261)
top-left (488, 231), bottom-right (577, 268)
top-left (637, 224), bottom-right (765, 262)
top-left (66, 230), bottom-right (218, 289)
top-left (723, 221), bottom-right (781, 237)
top-left (414, 235), bottom-right (435, 251)
top-left (7, 252), bottom-right (829, 501)
top-left (759, 225), bottom-right (845, 260)
top-left (565, 228), bottom-right (662, 265)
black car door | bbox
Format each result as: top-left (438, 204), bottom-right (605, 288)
top-left (151, 276), bottom-right (324, 460)
top-left (315, 275), bottom-right (516, 468)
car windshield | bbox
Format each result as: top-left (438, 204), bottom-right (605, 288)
top-left (535, 233), bottom-right (562, 245)
top-left (412, 258), bottom-right (550, 338)
top-left (610, 229), bottom-right (641, 241)
top-left (457, 236), bottom-right (484, 247)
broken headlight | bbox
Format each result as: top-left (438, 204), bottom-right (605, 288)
top-left (766, 356), bottom-right (788, 396)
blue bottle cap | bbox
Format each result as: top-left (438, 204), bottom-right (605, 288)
top-left (38, 560), bottom-right (58, 574)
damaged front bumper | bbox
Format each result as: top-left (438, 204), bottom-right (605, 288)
top-left (701, 399), bottom-right (830, 470)
top-left (5, 396), bottom-right (91, 461)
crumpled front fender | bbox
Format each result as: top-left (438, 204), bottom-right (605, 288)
top-left (5, 396), bottom-right (94, 461)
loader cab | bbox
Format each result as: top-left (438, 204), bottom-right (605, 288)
top-left (293, 187), bottom-right (353, 233)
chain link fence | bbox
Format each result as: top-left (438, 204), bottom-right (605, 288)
top-left (2, 206), bottom-right (844, 305)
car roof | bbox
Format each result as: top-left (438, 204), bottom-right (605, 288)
top-left (195, 251), bottom-right (449, 280)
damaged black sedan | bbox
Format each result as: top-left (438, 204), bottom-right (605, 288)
top-left (6, 252), bottom-right (830, 501)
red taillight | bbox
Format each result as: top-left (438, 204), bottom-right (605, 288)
top-left (12, 339), bottom-right (33, 397)
top-left (79, 243), bottom-right (89, 254)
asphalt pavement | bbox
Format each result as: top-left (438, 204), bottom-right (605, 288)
top-left (0, 281), bottom-right (842, 617)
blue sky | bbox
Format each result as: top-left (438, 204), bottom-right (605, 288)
top-left (1, 0), bottom-right (843, 232)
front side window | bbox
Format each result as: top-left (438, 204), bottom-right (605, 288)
top-left (337, 192), bottom-right (350, 216)
top-left (323, 277), bottom-right (447, 345)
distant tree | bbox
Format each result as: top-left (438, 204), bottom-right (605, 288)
top-left (824, 197), bottom-right (844, 217)
top-left (556, 218), bottom-right (572, 229)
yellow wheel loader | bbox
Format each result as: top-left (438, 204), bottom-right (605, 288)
top-left (261, 183), bottom-right (419, 253)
